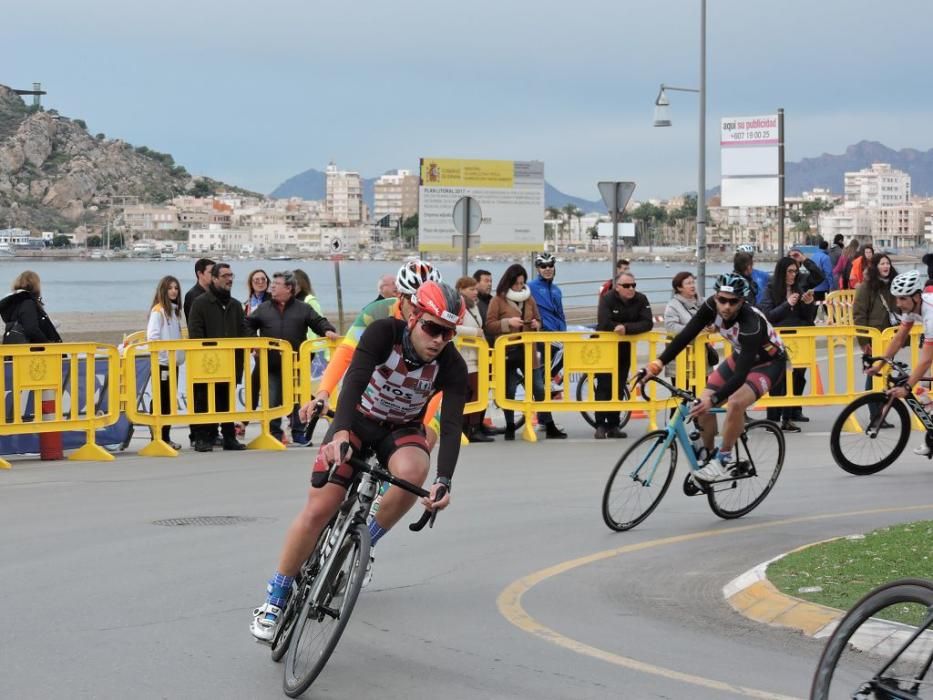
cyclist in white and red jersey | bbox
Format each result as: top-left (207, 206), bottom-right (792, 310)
top-left (250, 282), bottom-right (468, 642)
top-left (639, 273), bottom-right (788, 482)
top-left (866, 269), bottom-right (933, 455)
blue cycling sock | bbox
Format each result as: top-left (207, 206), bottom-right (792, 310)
top-left (266, 573), bottom-right (294, 609)
top-left (716, 448), bottom-right (733, 464)
top-left (368, 517), bottom-right (388, 547)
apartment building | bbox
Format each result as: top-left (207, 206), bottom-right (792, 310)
top-left (325, 162), bottom-right (362, 225)
top-left (373, 170), bottom-right (419, 224)
top-left (123, 204), bottom-right (179, 233)
top-left (844, 163), bottom-right (911, 208)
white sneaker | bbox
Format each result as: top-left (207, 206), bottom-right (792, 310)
top-left (693, 455), bottom-right (731, 483)
top-left (913, 443), bottom-right (931, 456)
top-left (250, 603), bottom-right (282, 643)
top-left (361, 555), bottom-right (374, 588)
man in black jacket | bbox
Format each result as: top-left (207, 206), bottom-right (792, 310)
top-left (594, 271), bottom-right (653, 439)
top-left (188, 262), bottom-right (249, 451)
top-left (183, 258), bottom-right (215, 323)
top-left (246, 271), bottom-right (339, 443)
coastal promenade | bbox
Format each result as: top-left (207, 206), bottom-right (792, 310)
top-left (1, 408), bottom-right (930, 698)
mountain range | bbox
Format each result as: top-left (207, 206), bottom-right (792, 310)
top-left (272, 141), bottom-right (933, 213)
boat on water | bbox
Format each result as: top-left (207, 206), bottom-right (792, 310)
top-left (269, 255), bottom-right (293, 261)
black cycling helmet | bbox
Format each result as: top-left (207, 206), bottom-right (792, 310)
top-left (714, 272), bottom-right (751, 299)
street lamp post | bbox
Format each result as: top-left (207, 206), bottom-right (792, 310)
top-left (653, 0), bottom-right (707, 295)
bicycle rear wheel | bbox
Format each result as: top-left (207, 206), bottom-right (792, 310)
top-left (577, 376), bottom-right (631, 429)
top-left (829, 393), bottom-right (911, 475)
top-left (810, 578), bottom-right (933, 700)
top-left (707, 420), bottom-right (784, 519)
top-left (602, 430), bottom-right (676, 531)
top-left (283, 522), bottom-right (370, 697)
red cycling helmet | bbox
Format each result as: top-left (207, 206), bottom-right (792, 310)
top-left (410, 281), bottom-right (465, 326)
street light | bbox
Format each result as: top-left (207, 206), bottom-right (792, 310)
top-left (652, 0), bottom-right (707, 295)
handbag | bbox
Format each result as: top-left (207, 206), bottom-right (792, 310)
top-left (3, 320), bottom-right (27, 344)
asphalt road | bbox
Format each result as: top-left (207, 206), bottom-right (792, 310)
top-left (1, 408), bottom-right (931, 699)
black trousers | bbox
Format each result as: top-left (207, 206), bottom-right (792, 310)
top-left (595, 347), bottom-right (631, 428)
top-left (767, 368), bottom-right (806, 422)
top-left (149, 364), bottom-right (176, 442)
top-left (192, 382), bottom-right (236, 443)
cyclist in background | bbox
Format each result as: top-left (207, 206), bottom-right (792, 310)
top-left (735, 244), bottom-right (769, 306)
top-left (639, 273), bottom-right (788, 482)
top-left (865, 270), bottom-right (933, 455)
top-left (528, 252), bottom-right (568, 438)
top-left (251, 282), bottom-right (468, 643)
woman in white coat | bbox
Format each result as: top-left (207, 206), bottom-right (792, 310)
top-left (146, 275), bottom-right (185, 449)
top-left (455, 276), bottom-right (493, 443)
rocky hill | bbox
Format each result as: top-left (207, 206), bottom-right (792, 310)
top-left (0, 84), bottom-right (257, 231)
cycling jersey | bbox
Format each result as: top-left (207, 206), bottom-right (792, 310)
top-left (659, 296), bottom-right (787, 403)
top-left (897, 286), bottom-right (933, 345)
top-left (331, 318), bottom-right (467, 480)
top-left (317, 297), bottom-right (443, 431)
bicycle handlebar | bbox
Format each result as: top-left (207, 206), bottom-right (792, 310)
top-left (861, 354), bottom-right (911, 386)
top-left (302, 400), bottom-right (335, 444)
top-left (633, 370), bottom-right (698, 403)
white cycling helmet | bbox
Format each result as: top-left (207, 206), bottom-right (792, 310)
top-left (396, 260), bottom-right (442, 295)
top-left (535, 252), bottom-right (556, 267)
top-left (736, 244), bottom-right (756, 254)
top-left (890, 270), bottom-right (924, 297)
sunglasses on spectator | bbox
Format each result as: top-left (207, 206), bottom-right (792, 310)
top-left (715, 295), bottom-right (742, 306)
top-left (419, 319), bottom-right (456, 341)
top-left (617, 283), bottom-right (637, 289)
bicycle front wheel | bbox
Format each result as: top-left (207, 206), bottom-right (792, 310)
top-left (707, 420), bottom-right (784, 519)
top-left (283, 522), bottom-right (370, 697)
top-left (577, 376), bottom-right (631, 429)
top-left (602, 430), bottom-right (676, 531)
top-left (829, 393), bottom-right (911, 475)
top-left (810, 578), bottom-right (933, 700)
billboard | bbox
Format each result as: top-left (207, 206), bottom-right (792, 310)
top-left (596, 222), bottom-right (635, 238)
top-left (720, 114), bottom-right (779, 207)
top-left (418, 158), bottom-right (545, 252)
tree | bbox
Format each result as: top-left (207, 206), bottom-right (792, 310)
top-left (51, 234), bottom-right (71, 248)
top-left (86, 235), bottom-right (102, 248)
top-left (190, 180), bottom-right (214, 198)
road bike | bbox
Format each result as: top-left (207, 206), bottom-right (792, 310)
top-left (829, 355), bottom-right (933, 475)
top-left (270, 410), bottom-right (443, 697)
top-left (601, 374), bottom-right (784, 531)
top-left (810, 577), bottom-right (932, 699)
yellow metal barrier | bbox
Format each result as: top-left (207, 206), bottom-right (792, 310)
top-left (0, 343), bottom-right (120, 468)
top-left (454, 335), bottom-right (490, 417)
top-left (296, 337), bottom-right (340, 408)
top-left (492, 331), bottom-right (680, 441)
top-left (880, 323), bottom-right (927, 431)
top-left (124, 337), bottom-right (293, 456)
top-left (824, 290), bottom-right (856, 326)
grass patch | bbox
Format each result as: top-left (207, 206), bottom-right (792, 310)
top-left (768, 520), bottom-right (933, 625)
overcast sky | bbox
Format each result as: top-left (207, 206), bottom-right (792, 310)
top-left (6, 0), bottom-right (931, 200)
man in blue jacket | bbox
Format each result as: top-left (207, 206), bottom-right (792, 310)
top-left (735, 246), bottom-right (769, 306)
top-left (527, 252), bottom-right (567, 438)
top-left (812, 242), bottom-right (835, 301)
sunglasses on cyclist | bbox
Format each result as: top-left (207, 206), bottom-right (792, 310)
top-left (715, 295), bottom-right (742, 306)
top-left (537, 263), bottom-right (555, 269)
top-left (418, 319), bottom-right (456, 341)
top-left (617, 283), bottom-right (637, 289)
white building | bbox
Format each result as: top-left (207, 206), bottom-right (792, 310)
top-left (373, 170), bottom-right (419, 224)
top-left (819, 207), bottom-right (872, 242)
top-left (0, 228), bottom-right (34, 248)
top-left (844, 163), bottom-right (911, 208)
top-left (186, 227), bottom-right (252, 253)
top-left (325, 162), bottom-right (362, 225)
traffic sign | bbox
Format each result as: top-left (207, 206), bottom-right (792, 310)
top-left (330, 237), bottom-right (344, 253)
top-left (452, 196), bottom-right (482, 236)
top-left (598, 181), bottom-right (636, 215)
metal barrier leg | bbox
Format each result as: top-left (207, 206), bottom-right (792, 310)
top-left (246, 421), bottom-right (287, 451)
top-left (69, 428), bottom-right (115, 462)
top-left (138, 436), bottom-right (179, 458)
top-left (842, 413), bottom-right (862, 433)
top-left (520, 410), bottom-right (537, 442)
top-left (0, 457), bottom-right (10, 469)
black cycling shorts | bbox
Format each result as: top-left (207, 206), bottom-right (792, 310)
top-left (707, 354), bottom-right (787, 403)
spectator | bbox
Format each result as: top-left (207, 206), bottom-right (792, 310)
top-left (183, 257), bottom-right (215, 322)
top-left (244, 269), bottom-right (271, 316)
top-left (246, 271), bottom-right (338, 445)
top-left (0, 270), bottom-right (62, 343)
top-left (599, 258), bottom-right (631, 298)
top-left (663, 271), bottom-right (716, 380)
top-left (788, 246), bottom-right (826, 293)
top-left (292, 269), bottom-right (326, 337)
top-left (828, 235), bottom-right (845, 285)
top-left (811, 242), bottom-right (834, 301)
top-left (528, 252), bottom-right (567, 432)
top-left (146, 275), bottom-right (184, 450)
top-left (187, 263), bottom-right (249, 452)
top-left (849, 244), bottom-right (874, 289)
top-left (760, 256), bottom-right (818, 432)
top-left (853, 253), bottom-right (899, 423)
top-left (485, 264), bottom-right (566, 440)
top-left (832, 239), bottom-right (860, 290)
top-left (454, 276), bottom-right (492, 443)
top-left (733, 250), bottom-right (769, 306)
top-left (922, 253), bottom-right (933, 282)
top-left (373, 274), bottom-right (398, 303)
top-left (471, 268), bottom-right (497, 437)
top-left (594, 272), bottom-right (652, 439)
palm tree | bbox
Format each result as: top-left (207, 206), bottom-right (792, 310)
top-left (561, 203), bottom-right (577, 249)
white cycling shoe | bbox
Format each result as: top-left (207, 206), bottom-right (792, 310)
top-left (361, 555), bottom-right (375, 588)
top-left (693, 455), bottom-right (732, 483)
top-left (913, 443), bottom-right (931, 456)
top-left (250, 603), bottom-right (282, 643)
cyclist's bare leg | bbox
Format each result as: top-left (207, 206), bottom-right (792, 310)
top-left (721, 384), bottom-right (756, 452)
top-left (276, 483), bottom-right (345, 577)
top-left (696, 392), bottom-right (718, 451)
top-left (425, 425), bottom-right (438, 452)
top-left (371, 445), bottom-right (430, 529)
